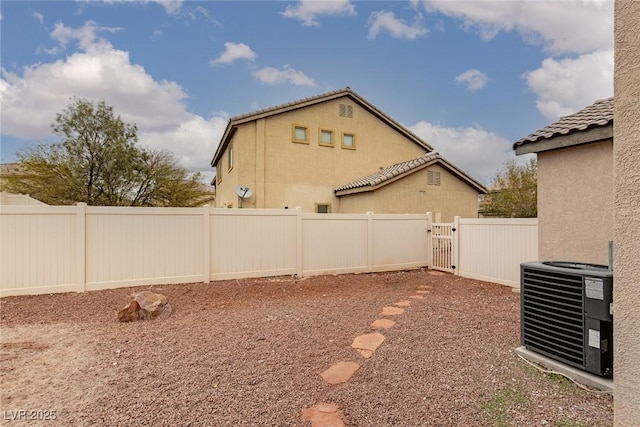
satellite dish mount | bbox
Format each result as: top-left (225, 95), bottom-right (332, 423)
top-left (233, 185), bottom-right (253, 208)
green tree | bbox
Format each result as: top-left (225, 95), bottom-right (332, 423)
top-left (481, 157), bottom-right (537, 218)
top-left (2, 98), bottom-right (213, 207)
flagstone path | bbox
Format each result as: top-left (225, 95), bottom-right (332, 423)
top-left (303, 277), bottom-right (437, 425)
top-left (351, 332), bottom-right (385, 359)
top-left (301, 402), bottom-right (346, 427)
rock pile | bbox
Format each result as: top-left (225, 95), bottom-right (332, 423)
top-left (117, 291), bottom-right (172, 322)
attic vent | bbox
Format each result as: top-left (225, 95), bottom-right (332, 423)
top-left (339, 104), bottom-right (353, 118)
top-left (428, 170), bottom-right (441, 186)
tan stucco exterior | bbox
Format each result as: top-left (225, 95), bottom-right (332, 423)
top-left (614, 1), bottom-right (640, 424)
top-left (337, 164), bottom-right (480, 220)
top-left (213, 91), bottom-right (482, 214)
top-left (537, 141), bottom-right (613, 265)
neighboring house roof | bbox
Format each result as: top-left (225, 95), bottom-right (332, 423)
top-left (514, 97), bottom-right (613, 155)
top-left (334, 153), bottom-right (487, 196)
top-left (211, 87), bottom-right (433, 166)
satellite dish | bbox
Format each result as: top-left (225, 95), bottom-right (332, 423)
top-left (233, 185), bottom-right (253, 208)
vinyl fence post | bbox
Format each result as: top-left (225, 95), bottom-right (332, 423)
top-left (367, 211), bottom-right (374, 272)
top-left (426, 212), bottom-right (432, 269)
top-left (453, 216), bottom-right (460, 276)
top-left (203, 204), bottom-right (211, 284)
top-left (296, 206), bottom-right (303, 278)
top-left (76, 202), bottom-right (87, 293)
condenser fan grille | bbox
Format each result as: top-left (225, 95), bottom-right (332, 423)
top-left (522, 268), bottom-right (584, 367)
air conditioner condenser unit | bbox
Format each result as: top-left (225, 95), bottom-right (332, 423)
top-left (520, 261), bottom-right (613, 377)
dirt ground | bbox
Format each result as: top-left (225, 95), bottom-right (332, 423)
top-left (0, 269), bottom-right (613, 426)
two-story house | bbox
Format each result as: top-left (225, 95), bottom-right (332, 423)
top-left (211, 87), bottom-right (485, 220)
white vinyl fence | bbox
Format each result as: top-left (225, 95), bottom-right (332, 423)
top-left (456, 217), bottom-right (539, 288)
top-left (0, 205), bottom-right (538, 297)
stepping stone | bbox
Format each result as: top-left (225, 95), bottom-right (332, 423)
top-left (394, 300), bottom-right (411, 307)
top-left (429, 271), bottom-right (444, 276)
top-left (320, 361), bottom-right (360, 385)
top-left (410, 295), bottom-right (424, 300)
top-left (351, 332), bottom-right (385, 359)
top-left (381, 306), bottom-right (405, 316)
top-left (416, 290), bottom-right (430, 294)
top-left (371, 318), bottom-right (396, 329)
top-left (301, 402), bottom-right (346, 427)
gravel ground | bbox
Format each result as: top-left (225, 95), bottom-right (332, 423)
top-left (0, 270), bottom-right (613, 426)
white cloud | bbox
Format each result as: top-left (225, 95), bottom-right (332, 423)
top-left (367, 10), bottom-right (427, 40)
top-left (101, 0), bottom-right (183, 15)
top-left (139, 114), bottom-right (228, 176)
top-left (281, 0), bottom-right (356, 27)
top-left (187, 5), bottom-right (218, 24)
top-left (210, 42), bottom-right (257, 66)
top-left (454, 69), bottom-right (488, 92)
top-left (49, 20), bottom-right (123, 53)
top-left (33, 11), bottom-right (44, 24)
top-left (154, 0), bottom-right (182, 15)
top-left (252, 65), bottom-right (316, 87)
top-left (524, 49), bottom-right (614, 120)
top-left (421, 0), bottom-right (613, 54)
top-left (409, 121), bottom-right (515, 185)
top-left (0, 21), bottom-right (221, 177)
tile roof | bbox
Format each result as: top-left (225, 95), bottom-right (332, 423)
top-left (229, 87), bottom-right (352, 122)
top-left (334, 153), bottom-right (486, 194)
top-left (514, 97), bottom-right (613, 148)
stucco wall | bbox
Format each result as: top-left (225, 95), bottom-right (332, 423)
top-left (262, 98), bottom-right (427, 211)
top-left (338, 164), bottom-right (480, 219)
top-left (217, 96), bottom-right (430, 211)
top-left (613, 1), bottom-right (640, 424)
top-left (537, 141), bottom-right (613, 265)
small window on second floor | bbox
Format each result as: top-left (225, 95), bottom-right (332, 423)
top-left (342, 133), bottom-right (356, 149)
top-left (292, 125), bottom-right (309, 144)
top-left (319, 129), bottom-right (334, 147)
top-left (228, 141), bottom-right (234, 172)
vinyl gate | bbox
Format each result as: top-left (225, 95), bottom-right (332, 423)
top-left (430, 222), bottom-right (456, 273)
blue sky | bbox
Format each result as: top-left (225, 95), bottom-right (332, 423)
top-left (0, 0), bottom-right (614, 185)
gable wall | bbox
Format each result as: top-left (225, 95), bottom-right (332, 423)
top-left (537, 140), bottom-right (613, 264)
top-left (338, 164), bottom-right (480, 219)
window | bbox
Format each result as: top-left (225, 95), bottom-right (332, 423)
top-left (428, 170), bottom-right (441, 186)
top-left (342, 133), bottom-right (356, 149)
top-left (315, 203), bottom-right (331, 213)
top-left (292, 125), bottom-right (309, 144)
top-left (319, 129), bottom-right (334, 147)
top-left (339, 104), bottom-right (353, 118)
top-left (228, 141), bottom-right (234, 171)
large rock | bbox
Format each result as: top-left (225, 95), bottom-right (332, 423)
top-left (117, 291), bottom-right (172, 322)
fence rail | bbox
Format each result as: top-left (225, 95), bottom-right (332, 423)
top-left (1, 205), bottom-right (538, 297)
